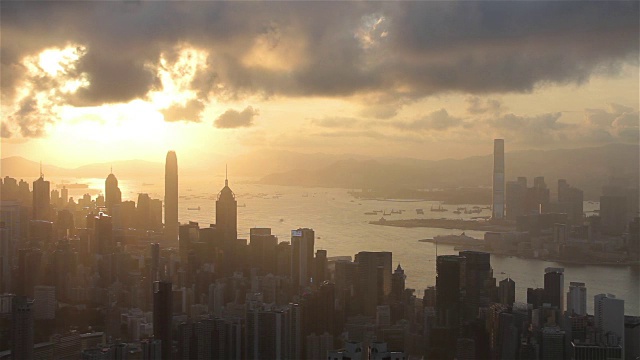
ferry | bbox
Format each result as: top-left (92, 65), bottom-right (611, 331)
top-left (364, 211), bottom-right (377, 215)
top-left (430, 204), bottom-right (448, 212)
top-left (416, 209), bottom-right (424, 214)
top-left (187, 206), bottom-right (201, 211)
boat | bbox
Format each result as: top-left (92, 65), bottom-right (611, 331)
top-left (430, 204), bottom-right (448, 212)
top-left (142, 183), bottom-right (154, 186)
top-left (391, 209), bottom-right (401, 214)
top-left (416, 209), bottom-right (424, 214)
top-left (279, 218), bottom-right (284, 222)
top-left (364, 211), bottom-right (377, 215)
top-left (56, 183), bottom-right (88, 189)
top-left (187, 206), bottom-right (201, 211)
top-left (457, 207), bottom-right (466, 211)
top-left (383, 210), bottom-right (391, 216)
top-left (453, 210), bottom-right (462, 214)
top-left (238, 203), bottom-right (246, 207)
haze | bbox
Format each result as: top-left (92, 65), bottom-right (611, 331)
top-left (1, 2), bottom-right (638, 167)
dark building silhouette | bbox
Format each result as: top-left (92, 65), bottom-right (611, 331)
top-left (11, 296), bottom-right (34, 360)
top-left (499, 278), bottom-right (516, 307)
top-left (153, 281), bottom-right (173, 359)
top-left (506, 177), bottom-right (528, 220)
top-left (150, 243), bottom-right (160, 282)
top-left (105, 171), bottom-right (122, 214)
top-left (354, 251), bottom-right (392, 317)
top-left (32, 174), bottom-right (51, 221)
top-left (291, 228), bottom-right (315, 291)
top-left (314, 249), bottom-right (327, 285)
top-left (164, 151), bottom-right (179, 243)
top-left (216, 173), bottom-right (237, 244)
top-left (436, 255), bottom-right (466, 329)
top-left (249, 228), bottom-right (278, 276)
top-left (544, 267), bottom-right (564, 312)
top-left (459, 250), bottom-right (493, 323)
top-left (93, 212), bottom-right (114, 255)
top-left (493, 139), bottom-right (505, 219)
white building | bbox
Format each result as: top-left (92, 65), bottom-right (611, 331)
top-left (594, 293), bottom-right (625, 359)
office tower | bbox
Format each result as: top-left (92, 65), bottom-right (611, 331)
top-left (247, 309), bottom-right (287, 360)
top-left (594, 293), bottom-right (624, 357)
top-left (137, 193), bottom-right (151, 230)
top-left (164, 151), bottom-right (179, 243)
top-left (291, 228), bottom-right (315, 290)
top-left (17, 248), bottom-right (42, 297)
top-left (459, 250), bottom-right (493, 323)
top-left (543, 267), bottom-right (564, 312)
top-left (436, 255), bottom-right (466, 329)
top-left (314, 249), bottom-right (327, 285)
top-left (354, 251), bottom-right (392, 317)
top-left (391, 264), bottom-right (406, 301)
top-left (499, 278), bottom-right (515, 307)
top-left (33, 285), bottom-right (56, 320)
top-left (11, 296), bottom-right (34, 360)
top-left (600, 195), bottom-right (628, 235)
top-left (567, 282), bottom-right (587, 316)
top-left (287, 303), bottom-right (303, 360)
top-left (151, 243), bottom-right (160, 281)
top-left (105, 171), bottom-right (122, 214)
top-left (33, 174), bottom-right (51, 221)
top-left (249, 228), bottom-right (278, 275)
top-left (542, 326), bottom-right (565, 360)
top-left (153, 281), bottom-right (173, 359)
top-left (506, 177), bottom-right (527, 220)
top-left (492, 139), bottom-right (505, 220)
top-left (216, 172), bottom-right (237, 243)
top-left (93, 213), bottom-right (114, 255)
top-left (557, 179), bottom-right (584, 225)
top-left (60, 186), bottom-right (68, 207)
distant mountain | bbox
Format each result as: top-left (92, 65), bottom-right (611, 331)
top-left (260, 144), bottom-right (639, 200)
top-left (0, 157), bottom-right (163, 180)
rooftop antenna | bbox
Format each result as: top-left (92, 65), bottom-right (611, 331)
top-left (225, 164), bottom-right (228, 187)
top-left (39, 161), bottom-right (43, 178)
top-left (110, 165), bottom-right (113, 174)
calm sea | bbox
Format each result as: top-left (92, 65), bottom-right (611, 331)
top-left (62, 175), bottom-right (639, 316)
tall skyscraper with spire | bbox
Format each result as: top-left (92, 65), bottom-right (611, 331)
top-left (216, 167), bottom-right (237, 243)
top-left (492, 139), bottom-right (505, 219)
top-left (164, 151), bottom-right (178, 243)
top-left (105, 169), bottom-right (121, 214)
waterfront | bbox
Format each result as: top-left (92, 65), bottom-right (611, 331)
top-left (57, 175), bottom-right (639, 315)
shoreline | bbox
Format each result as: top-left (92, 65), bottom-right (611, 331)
top-left (370, 218), bottom-right (515, 232)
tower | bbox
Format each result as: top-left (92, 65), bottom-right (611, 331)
top-left (11, 296), bottom-right (34, 360)
top-left (32, 172), bottom-right (51, 221)
top-left (291, 228), bottom-right (315, 290)
top-left (567, 282), bottom-right (587, 316)
top-left (594, 293), bottom-right (624, 357)
top-left (164, 151), bottom-right (179, 243)
top-left (105, 170), bottom-right (122, 214)
top-left (544, 267), bottom-right (564, 312)
top-left (153, 281), bottom-right (173, 359)
top-left (216, 168), bottom-right (237, 243)
top-left (492, 139), bottom-right (505, 220)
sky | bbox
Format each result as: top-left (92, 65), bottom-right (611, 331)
top-left (1, 1), bottom-right (638, 168)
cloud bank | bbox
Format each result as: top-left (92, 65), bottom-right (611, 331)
top-left (1, 2), bottom-right (638, 137)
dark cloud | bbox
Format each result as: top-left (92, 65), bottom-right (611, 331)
top-left (393, 109), bottom-right (463, 131)
top-left (1, 122), bottom-right (12, 138)
top-left (214, 106), bottom-right (258, 129)
top-left (466, 97), bottom-right (503, 115)
top-left (1, 1), bottom-right (638, 136)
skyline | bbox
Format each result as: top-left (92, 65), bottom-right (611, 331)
top-left (1, 2), bottom-right (638, 167)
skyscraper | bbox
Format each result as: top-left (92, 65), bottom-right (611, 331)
top-left (11, 296), bottom-right (34, 360)
top-left (164, 151), bottom-right (178, 243)
top-left (32, 174), bottom-right (51, 221)
top-left (153, 281), bottom-right (173, 359)
top-left (105, 170), bottom-right (122, 214)
top-left (492, 139), bottom-right (505, 219)
top-left (216, 171), bottom-right (237, 243)
top-left (567, 282), bottom-right (587, 316)
top-left (354, 251), bottom-right (392, 317)
top-left (594, 293), bottom-right (624, 358)
top-left (544, 267), bottom-right (564, 312)
top-left (291, 228), bottom-right (315, 290)
top-left (436, 255), bottom-right (466, 329)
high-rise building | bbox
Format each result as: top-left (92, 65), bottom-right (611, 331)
top-left (93, 213), bottom-right (114, 255)
top-left (11, 296), bottom-right (34, 360)
top-left (459, 250), bottom-right (493, 322)
top-left (354, 251), bottom-right (392, 317)
top-left (542, 326), bottom-right (565, 360)
top-left (499, 278), bottom-right (516, 307)
top-left (105, 171), bottom-right (122, 215)
top-left (436, 255), bottom-right (466, 329)
top-left (291, 228), bottom-right (315, 290)
top-left (543, 267), bottom-right (564, 312)
top-left (164, 151), bottom-right (179, 243)
top-left (492, 139), bottom-right (505, 220)
top-left (567, 282), bottom-right (587, 316)
top-left (153, 281), bottom-right (173, 359)
top-left (594, 293), bottom-right (624, 358)
top-left (216, 172), bottom-right (237, 244)
top-left (249, 228), bottom-right (278, 276)
top-left (150, 243), bottom-right (160, 282)
top-left (33, 174), bottom-right (51, 221)
top-left (506, 177), bottom-right (528, 220)
top-left (33, 285), bottom-right (56, 320)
